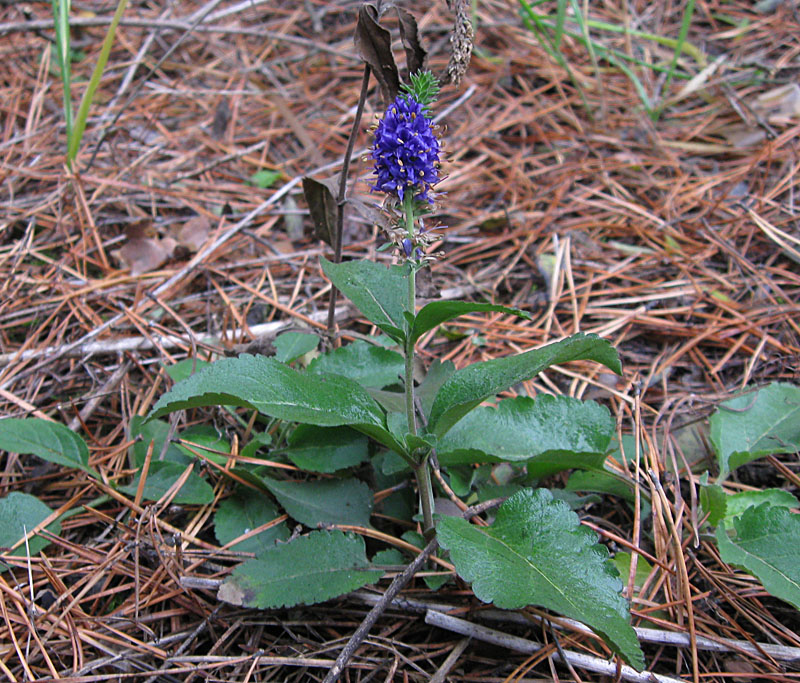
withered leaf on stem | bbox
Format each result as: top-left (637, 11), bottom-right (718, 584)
top-left (302, 176), bottom-right (339, 248)
top-left (396, 7), bottom-right (426, 76)
top-left (354, 4), bottom-right (399, 107)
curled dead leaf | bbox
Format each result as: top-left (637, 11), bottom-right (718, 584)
top-left (112, 224), bottom-right (177, 276)
top-left (177, 215), bottom-right (211, 252)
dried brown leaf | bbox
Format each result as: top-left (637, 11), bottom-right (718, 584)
top-left (114, 225), bottom-right (177, 276)
top-left (396, 7), bottom-right (426, 76)
top-left (177, 216), bottom-right (211, 252)
top-left (302, 176), bottom-right (338, 248)
top-left (354, 4), bottom-right (399, 107)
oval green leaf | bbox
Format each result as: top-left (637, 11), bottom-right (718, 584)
top-left (0, 492), bottom-right (62, 565)
top-left (308, 340), bottom-right (404, 389)
top-left (710, 382), bottom-right (800, 478)
top-left (436, 488), bottom-right (644, 671)
top-left (147, 354), bottom-right (402, 451)
top-left (437, 395), bottom-right (613, 474)
top-left (428, 334), bottom-right (622, 439)
top-left (320, 257), bottom-right (409, 343)
top-left (214, 489), bottom-right (289, 553)
top-left (0, 418), bottom-right (97, 477)
top-left (285, 425), bottom-right (369, 473)
top-left (716, 502), bottom-right (800, 610)
top-left (410, 301), bottom-right (531, 346)
top-left (259, 475), bottom-right (373, 527)
top-left (218, 530), bottom-right (384, 608)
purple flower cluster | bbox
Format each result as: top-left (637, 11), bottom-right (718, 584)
top-left (371, 96), bottom-right (440, 203)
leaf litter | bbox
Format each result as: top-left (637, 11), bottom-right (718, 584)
top-left (0, 0), bottom-right (799, 680)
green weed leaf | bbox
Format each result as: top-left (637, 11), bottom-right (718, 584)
top-left (710, 382), bottom-right (800, 478)
top-left (218, 530), bottom-right (384, 608)
top-left (308, 340), bottom-right (404, 389)
top-left (273, 332), bottom-right (319, 363)
top-left (0, 418), bottom-right (97, 477)
top-left (410, 301), bottom-right (531, 346)
top-left (320, 257), bottom-right (409, 343)
top-left (119, 462), bottom-right (213, 505)
top-left (165, 358), bottom-right (210, 382)
top-left (437, 395), bottom-right (612, 474)
top-left (716, 503), bottom-right (800, 610)
top-left (285, 425), bottom-right (369, 473)
top-left (0, 492), bottom-right (62, 565)
top-left (428, 334), bottom-right (621, 439)
top-left (148, 354), bottom-right (401, 451)
top-left (437, 488), bottom-right (644, 671)
top-left (214, 489), bottom-right (289, 553)
top-left (260, 475), bottom-right (373, 527)
top-left (249, 169), bottom-right (282, 188)
top-left (701, 485), bottom-right (798, 527)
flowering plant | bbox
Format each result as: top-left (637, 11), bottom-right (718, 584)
top-left (143, 65), bottom-right (644, 674)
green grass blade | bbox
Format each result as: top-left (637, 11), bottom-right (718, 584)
top-left (67, 0), bottom-right (129, 164)
top-left (554, 0), bottom-right (567, 50)
top-left (656, 0), bottom-right (696, 118)
top-left (51, 0), bottom-right (73, 144)
top-left (518, 0), bottom-right (591, 113)
top-left (569, 0), bottom-right (601, 87)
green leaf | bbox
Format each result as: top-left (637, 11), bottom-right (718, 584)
top-left (240, 432), bottom-right (272, 459)
top-left (119, 462), bottom-right (214, 505)
top-left (0, 418), bottom-right (97, 477)
top-left (0, 492), bottom-right (62, 565)
top-left (371, 548), bottom-right (406, 566)
top-left (428, 334), bottom-right (622, 439)
top-left (701, 484), bottom-right (798, 527)
top-left (611, 551), bottom-right (654, 593)
top-left (410, 301), bottom-right (531, 346)
top-left (566, 469), bottom-right (650, 520)
top-left (249, 169), bottom-right (282, 188)
top-left (176, 425), bottom-right (231, 465)
top-left (130, 416), bottom-right (187, 466)
top-left (436, 488), bottom-right (644, 671)
top-left (320, 257), bottom-right (410, 343)
top-left (308, 340), bottom-right (404, 389)
top-left (214, 489), bottom-right (289, 553)
top-left (219, 530), bottom-right (384, 608)
top-left (260, 475), bottom-right (373, 527)
top-left (165, 358), bottom-right (211, 382)
top-left (716, 503), bottom-right (800, 610)
top-left (417, 359), bottom-right (455, 420)
top-left (147, 354), bottom-right (402, 452)
top-left (710, 382), bottom-right (800, 478)
top-left (273, 332), bottom-right (319, 363)
top-left (436, 395), bottom-right (613, 474)
top-left (285, 425), bottom-right (369, 473)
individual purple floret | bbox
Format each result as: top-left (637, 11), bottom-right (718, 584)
top-left (371, 96), bottom-right (440, 203)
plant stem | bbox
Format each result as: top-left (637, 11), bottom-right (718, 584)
top-left (326, 64), bottom-right (371, 337)
top-left (415, 458), bottom-right (436, 539)
top-left (401, 192), bottom-right (435, 538)
top-left (403, 192), bottom-right (417, 438)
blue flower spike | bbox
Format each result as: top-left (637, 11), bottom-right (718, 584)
top-left (370, 71), bottom-right (444, 263)
top-left (371, 95), bottom-right (441, 204)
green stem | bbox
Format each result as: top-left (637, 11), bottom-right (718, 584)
top-left (415, 458), bottom-right (436, 540)
top-left (403, 192), bottom-right (417, 438)
top-left (401, 191), bottom-right (435, 538)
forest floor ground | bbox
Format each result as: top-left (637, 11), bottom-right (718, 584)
top-left (1, 0), bottom-right (799, 681)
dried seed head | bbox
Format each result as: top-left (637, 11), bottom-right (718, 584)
top-left (445, 0), bottom-right (473, 86)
